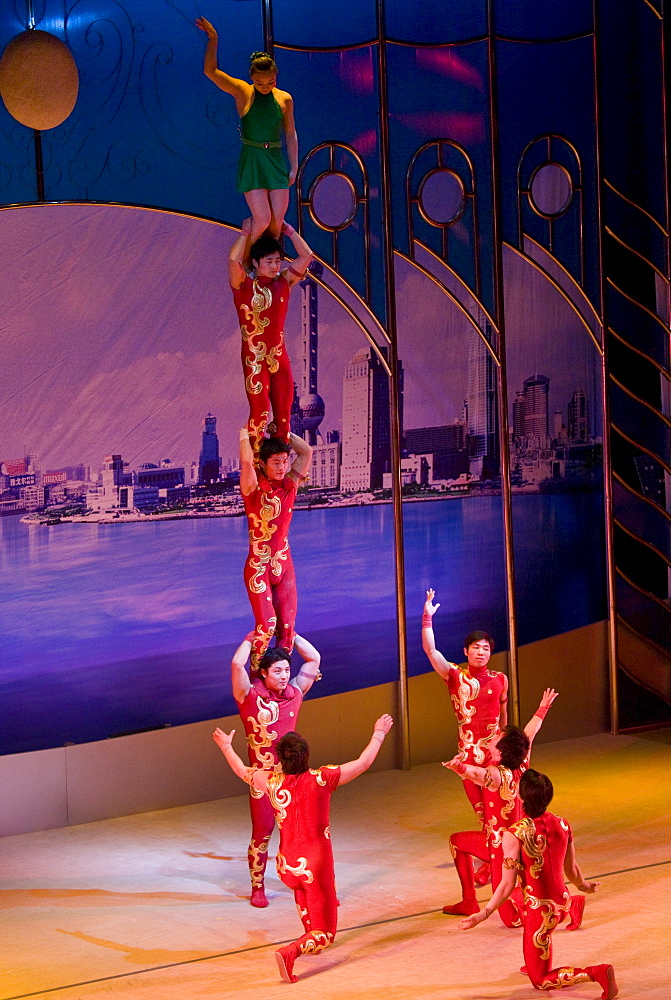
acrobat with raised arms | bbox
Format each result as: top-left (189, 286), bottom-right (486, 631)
top-left (459, 769), bottom-right (617, 1000)
top-left (240, 428), bottom-right (312, 669)
top-left (230, 220), bottom-right (313, 453)
top-left (197, 18), bottom-right (297, 242)
top-left (442, 688), bottom-right (559, 926)
top-left (422, 588), bottom-right (507, 882)
top-left (231, 633), bottom-right (321, 907)
top-left (214, 713), bottom-right (393, 983)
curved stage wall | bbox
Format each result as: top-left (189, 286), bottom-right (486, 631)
top-left (1, 0), bottom-right (670, 813)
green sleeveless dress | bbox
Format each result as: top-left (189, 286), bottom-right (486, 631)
top-left (236, 90), bottom-right (290, 193)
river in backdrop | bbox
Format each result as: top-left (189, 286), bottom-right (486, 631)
top-left (0, 493), bottom-right (605, 753)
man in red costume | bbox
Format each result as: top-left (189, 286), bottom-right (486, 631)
top-left (442, 688), bottom-right (560, 926)
top-left (459, 769), bottom-right (617, 1000)
top-left (240, 428), bottom-right (312, 669)
top-left (229, 218), bottom-right (313, 454)
top-left (422, 588), bottom-right (507, 884)
top-left (231, 634), bottom-right (321, 908)
top-left (213, 713), bottom-right (394, 983)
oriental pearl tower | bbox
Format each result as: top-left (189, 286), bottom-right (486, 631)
top-left (299, 262), bottom-right (325, 445)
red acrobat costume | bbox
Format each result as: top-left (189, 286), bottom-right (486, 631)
top-left (238, 677), bottom-right (304, 893)
top-left (242, 470), bottom-right (299, 668)
top-left (508, 812), bottom-right (611, 995)
top-left (266, 764), bottom-right (341, 979)
top-left (448, 759), bottom-right (526, 926)
top-left (232, 274), bottom-right (294, 453)
top-left (444, 663), bottom-right (507, 824)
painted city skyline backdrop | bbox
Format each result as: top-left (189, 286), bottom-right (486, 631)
top-left (1, 205), bottom-right (600, 482)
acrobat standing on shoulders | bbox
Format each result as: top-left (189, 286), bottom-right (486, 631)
top-left (230, 633), bottom-right (322, 908)
top-left (459, 769), bottom-right (617, 1000)
top-left (240, 427), bottom-right (312, 669)
top-left (196, 17), bottom-right (297, 242)
top-left (230, 219), bottom-right (313, 453)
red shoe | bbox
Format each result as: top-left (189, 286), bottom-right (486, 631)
top-left (474, 861), bottom-right (491, 887)
top-left (588, 965), bottom-right (618, 1000)
top-left (567, 894), bottom-right (585, 930)
top-left (442, 899), bottom-right (480, 916)
top-left (275, 944), bottom-right (298, 983)
top-left (250, 886), bottom-right (269, 908)
top-left (519, 965), bottom-right (528, 975)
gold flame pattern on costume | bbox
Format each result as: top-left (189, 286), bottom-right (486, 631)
top-left (240, 280), bottom-right (285, 396)
top-left (451, 667), bottom-right (499, 763)
top-left (523, 888), bottom-right (571, 960)
top-left (246, 693), bottom-right (280, 768)
top-left (512, 817), bottom-right (547, 879)
top-left (249, 619), bottom-right (277, 671)
top-left (247, 410), bottom-right (270, 454)
top-left (299, 930), bottom-right (334, 954)
top-left (270, 536), bottom-right (290, 578)
top-left (276, 852), bottom-right (314, 884)
top-left (497, 765), bottom-right (519, 821)
top-left (248, 833), bottom-right (271, 888)
top-left (324, 825), bottom-right (330, 840)
top-left (246, 491), bottom-right (282, 594)
top-left (267, 772), bottom-right (292, 825)
top-left (539, 969), bottom-right (592, 990)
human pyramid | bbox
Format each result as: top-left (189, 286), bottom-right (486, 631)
top-left (195, 20), bottom-right (617, 996)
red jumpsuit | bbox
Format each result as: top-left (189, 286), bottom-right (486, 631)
top-left (238, 678), bottom-right (303, 890)
top-left (242, 472), bottom-right (298, 668)
top-left (232, 274), bottom-right (294, 453)
top-left (267, 765), bottom-right (340, 961)
top-left (445, 663), bottom-right (507, 824)
top-left (509, 812), bottom-right (603, 993)
top-left (448, 760), bottom-right (526, 926)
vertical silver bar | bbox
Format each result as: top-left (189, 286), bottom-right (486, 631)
top-left (376, 0), bottom-right (410, 769)
top-left (592, 0), bottom-right (619, 734)
top-left (487, 1), bottom-right (520, 725)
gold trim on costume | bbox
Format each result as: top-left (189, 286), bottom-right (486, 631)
top-left (276, 852), bottom-right (314, 883)
top-left (267, 771), bottom-right (292, 826)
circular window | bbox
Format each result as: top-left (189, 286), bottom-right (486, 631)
top-left (310, 172), bottom-right (358, 231)
top-left (529, 163), bottom-right (573, 217)
top-left (418, 169), bottom-right (466, 226)
top-left (0, 30), bottom-right (79, 130)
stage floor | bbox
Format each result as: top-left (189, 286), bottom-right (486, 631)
top-left (2, 730), bottom-right (669, 1000)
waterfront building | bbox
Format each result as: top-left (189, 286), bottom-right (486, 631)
top-left (198, 413), bottom-right (220, 484)
top-left (522, 374), bottom-right (550, 443)
top-left (568, 388), bottom-right (589, 444)
top-left (466, 335), bottom-right (498, 478)
top-left (309, 432), bottom-right (341, 489)
top-left (298, 267), bottom-right (325, 445)
top-left (341, 346), bottom-right (402, 491)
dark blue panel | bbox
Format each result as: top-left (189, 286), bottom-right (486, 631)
top-left (386, 40), bottom-right (495, 314)
top-left (273, 0), bottom-right (376, 48)
top-left (33, 0), bottom-right (262, 223)
top-left (607, 284), bottom-right (669, 370)
top-left (278, 46), bottom-right (385, 318)
top-left (496, 37), bottom-right (599, 307)
top-left (495, 0), bottom-right (593, 40)
top-left (613, 481), bottom-right (670, 564)
top-left (597, 1), bottom-right (666, 224)
top-left (385, 0), bottom-right (486, 44)
top-left (610, 383), bottom-right (671, 465)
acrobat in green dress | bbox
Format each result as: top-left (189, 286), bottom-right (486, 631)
top-left (237, 90), bottom-right (290, 193)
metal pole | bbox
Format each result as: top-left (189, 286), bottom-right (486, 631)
top-left (487, 1), bottom-right (520, 725)
top-left (592, 0), bottom-right (619, 734)
top-left (376, 0), bottom-right (410, 768)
